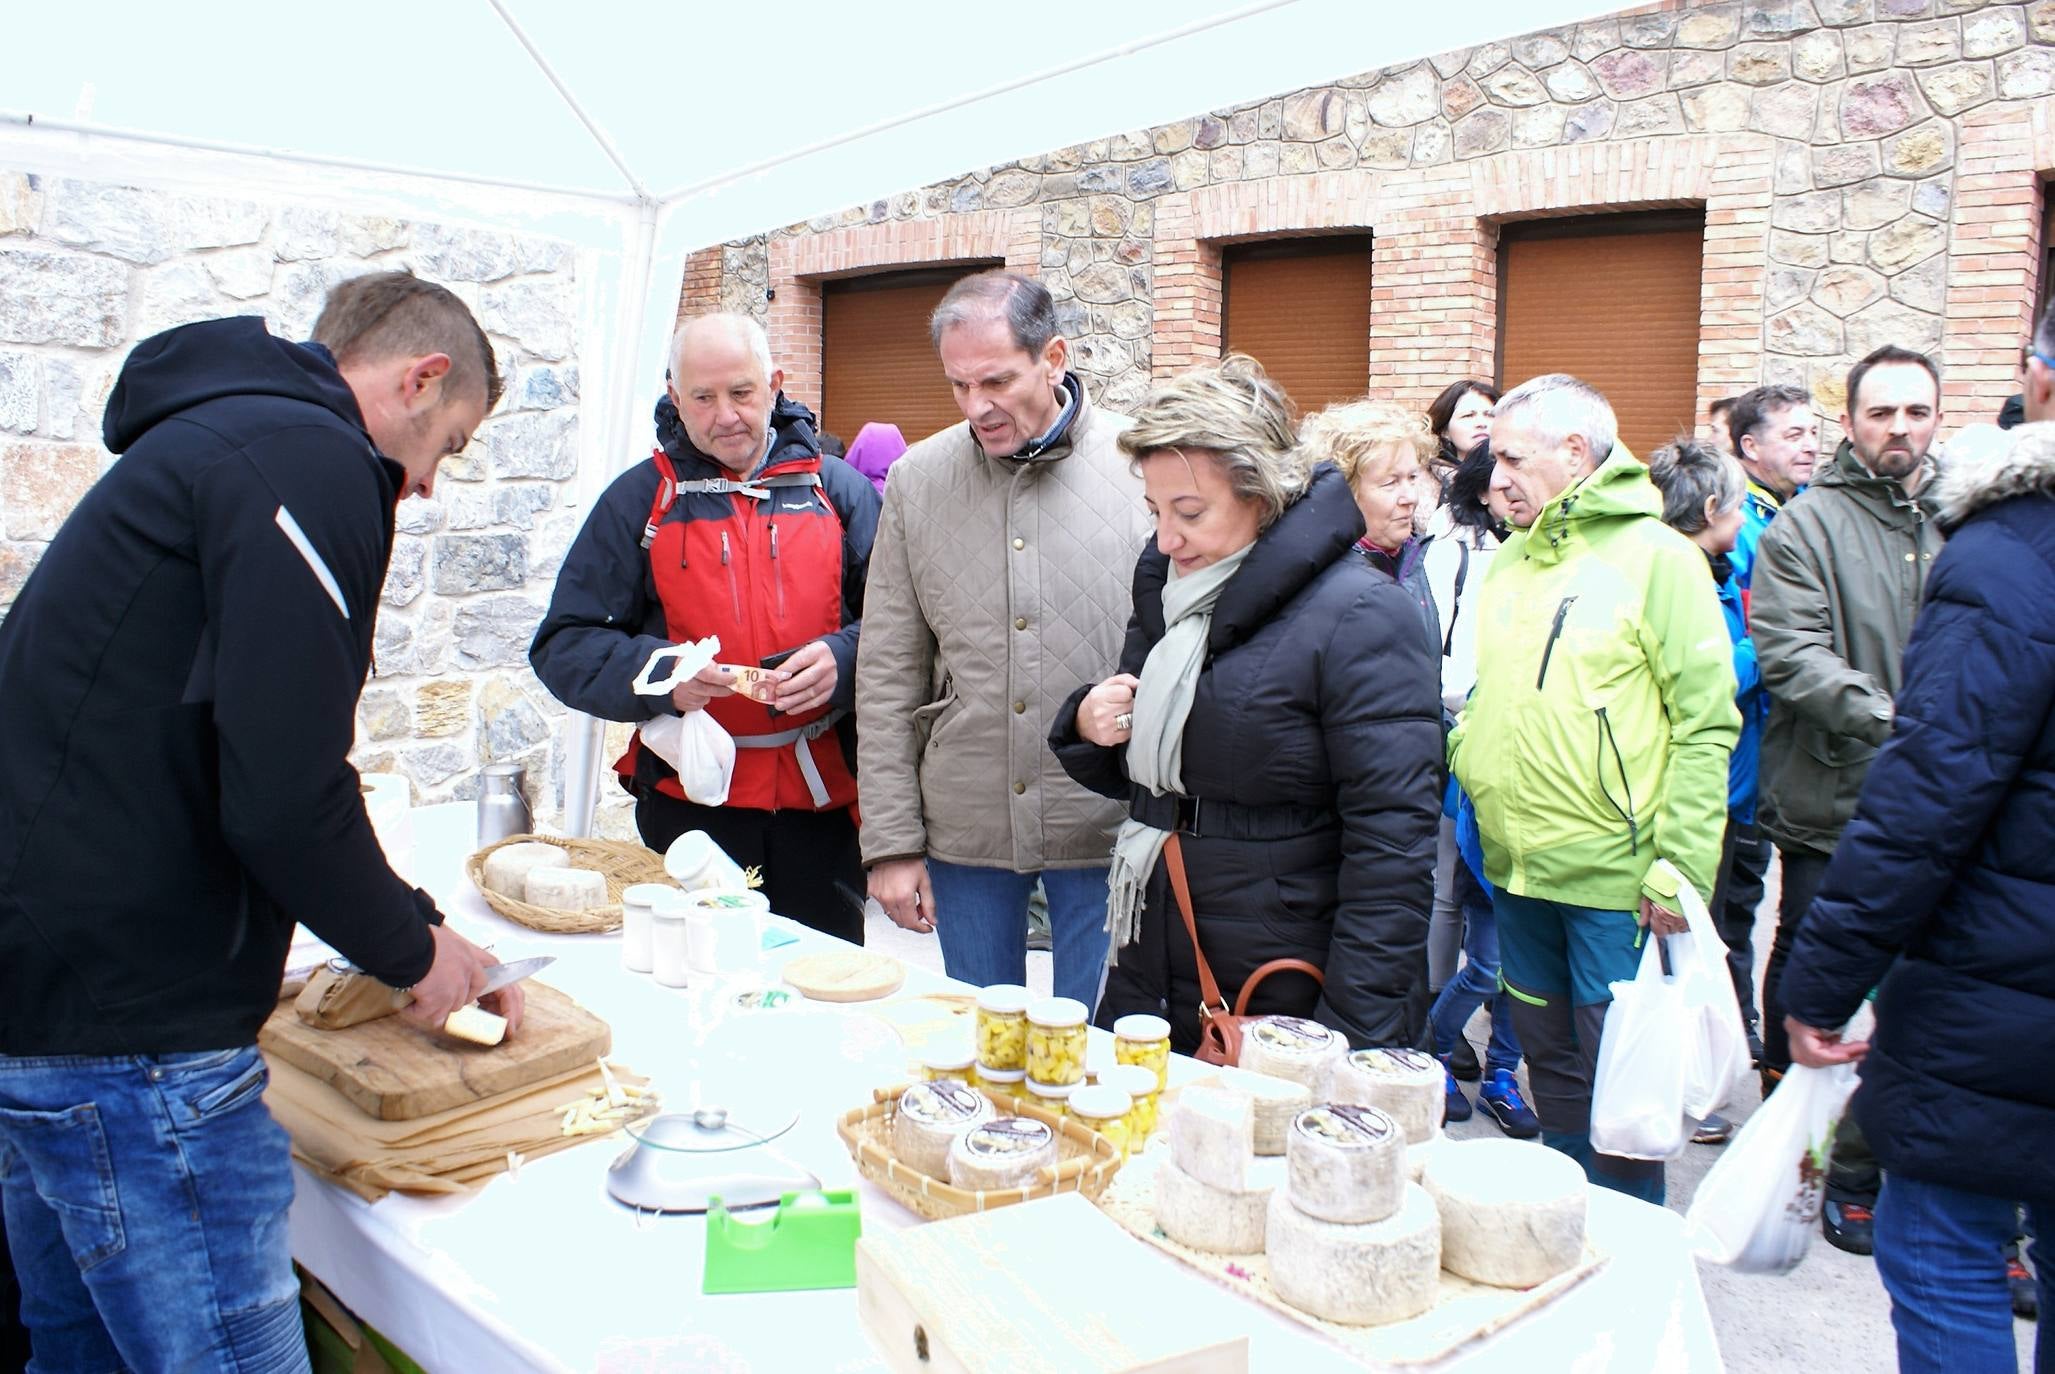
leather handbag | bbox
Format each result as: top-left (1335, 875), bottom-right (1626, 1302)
top-left (1162, 832), bottom-right (1325, 1067)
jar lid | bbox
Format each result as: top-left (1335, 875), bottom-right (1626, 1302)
top-left (621, 883), bottom-right (677, 907)
top-left (1113, 1013), bottom-right (1170, 1042)
top-left (1068, 1084), bottom-right (1133, 1121)
top-left (1027, 996), bottom-right (1088, 1028)
top-left (685, 889), bottom-right (768, 913)
top-left (975, 1065), bottom-right (1026, 1084)
top-left (1024, 1079), bottom-right (1077, 1101)
top-left (920, 1038), bottom-right (977, 1072)
top-left (649, 889), bottom-right (694, 919)
top-left (1101, 1064), bottom-right (1157, 1098)
top-left (976, 983), bottom-right (1031, 1015)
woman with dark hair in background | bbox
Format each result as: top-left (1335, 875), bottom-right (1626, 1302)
top-left (1426, 379), bottom-right (1500, 477)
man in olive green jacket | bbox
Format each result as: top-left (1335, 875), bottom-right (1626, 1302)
top-left (1452, 374), bottom-right (1739, 1206)
top-left (1753, 344), bottom-right (1945, 1256)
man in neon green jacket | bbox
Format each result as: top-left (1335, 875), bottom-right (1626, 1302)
top-left (1450, 374), bottom-right (1738, 1204)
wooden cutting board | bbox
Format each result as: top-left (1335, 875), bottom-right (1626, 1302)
top-left (783, 950), bottom-right (905, 1002)
top-left (856, 1193), bottom-right (1249, 1373)
top-left (258, 983), bottom-right (610, 1122)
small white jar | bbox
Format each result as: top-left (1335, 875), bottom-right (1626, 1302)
top-left (618, 883), bottom-right (673, 974)
top-left (649, 890), bottom-right (693, 988)
top-left (664, 830), bottom-right (748, 891)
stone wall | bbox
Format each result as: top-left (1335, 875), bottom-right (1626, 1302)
top-left (0, 170), bottom-right (595, 825)
top-left (681, 0), bottom-right (2055, 439)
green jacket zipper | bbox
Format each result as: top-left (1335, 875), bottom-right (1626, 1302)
top-left (1536, 595), bottom-right (1578, 689)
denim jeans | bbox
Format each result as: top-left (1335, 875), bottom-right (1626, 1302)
top-left (0, 1046), bottom-right (310, 1373)
top-left (1874, 1173), bottom-right (2049, 1374)
top-left (927, 860), bottom-right (1112, 1013)
top-left (1426, 857), bottom-right (1522, 1076)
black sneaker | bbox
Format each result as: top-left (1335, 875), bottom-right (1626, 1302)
top-left (1745, 1019), bottom-right (1764, 1069)
top-left (1822, 1199), bottom-right (1875, 1257)
top-left (1441, 1056), bottom-right (1473, 1123)
top-left (1448, 1036), bottom-right (1482, 1082)
top-left (2006, 1241), bottom-right (2038, 1320)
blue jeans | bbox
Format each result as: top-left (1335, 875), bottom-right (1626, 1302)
top-left (0, 1047), bottom-right (310, 1373)
top-left (1426, 859), bottom-right (1522, 1076)
top-left (927, 860), bottom-right (1112, 1013)
top-left (1875, 1174), bottom-right (2049, 1374)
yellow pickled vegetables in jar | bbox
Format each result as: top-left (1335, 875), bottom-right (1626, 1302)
top-left (1026, 996), bottom-right (1088, 1086)
top-left (1068, 1083), bottom-right (1134, 1158)
top-left (975, 983), bottom-right (1031, 1072)
top-left (1025, 1079), bottom-right (1074, 1120)
top-left (1102, 1064), bottom-right (1160, 1147)
top-left (920, 1038), bottom-right (977, 1085)
top-left (1113, 1013), bottom-right (1171, 1092)
top-left (973, 1065), bottom-right (1028, 1100)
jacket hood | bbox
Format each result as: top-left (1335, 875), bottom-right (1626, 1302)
top-left (652, 390), bottom-right (821, 475)
top-left (845, 421), bottom-right (908, 490)
top-left (1211, 463), bottom-right (1364, 653)
top-left (103, 317), bottom-right (366, 454)
top-left (1517, 444), bottom-right (1658, 565)
top-left (1931, 420), bottom-right (2055, 529)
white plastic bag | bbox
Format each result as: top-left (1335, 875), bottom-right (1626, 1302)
top-left (1684, 1059), bottom-right (1861, 1273)
top-left (1589, 933), bottom-right (1691, 1160)
top-left (638, 711), bottom-right (735, 805)
top-left (1675, 883), bottom-right (1753, 1121)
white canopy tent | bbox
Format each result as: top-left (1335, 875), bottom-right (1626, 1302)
top-left (4, 0), bottom-right (1610, 834)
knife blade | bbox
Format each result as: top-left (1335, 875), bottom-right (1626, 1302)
top-left (391, 954), bottom-right (555, 1009)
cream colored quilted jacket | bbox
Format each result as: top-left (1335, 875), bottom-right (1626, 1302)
top-left (856, 380), bottom-right (1148, 871)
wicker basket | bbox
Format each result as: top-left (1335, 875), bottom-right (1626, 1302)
top-left (464, 834), bottom-right (667, 934)
top-left (836, 1083), bottom-right (1125, 1222)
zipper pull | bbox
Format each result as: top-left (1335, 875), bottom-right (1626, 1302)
top-left (770, 524), bottom-right (780, 560)
top-left (720, 531), bottom-right (731, 565)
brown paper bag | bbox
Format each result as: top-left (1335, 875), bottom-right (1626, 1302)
top-left (294, 966), bottom-right (400, 1031)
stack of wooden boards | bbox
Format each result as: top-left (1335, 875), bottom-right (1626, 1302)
top-left (259, 984), bottom-right (643, 1200)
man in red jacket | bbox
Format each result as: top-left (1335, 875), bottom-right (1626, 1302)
top-left (532, 315), bottom-right (880, 939)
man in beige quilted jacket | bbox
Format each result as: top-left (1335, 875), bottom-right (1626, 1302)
top-left (857, 271), bottom-right (1148, 1010)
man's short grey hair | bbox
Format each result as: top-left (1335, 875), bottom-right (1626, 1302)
top-left (1494, 374), bottom-right (1618, 463)
top-left (1648, 436), bottom-right (1745, 535)
top-left (669, 312), bottom-right (773, 383)
top-left (929, 270), bottom-right (1060, 356)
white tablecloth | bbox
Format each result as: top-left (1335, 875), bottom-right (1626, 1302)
top-left (288, 803), bottom-right (1724, 1372)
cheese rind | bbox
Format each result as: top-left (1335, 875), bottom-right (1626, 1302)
top-left (523, 864), bottom-right (608, 911)
top-left (1154, 1157), bottom-right (1271, 1255)
top-left (1286, 1104), bottom-right (1404, 1224)
top-left (891, 1081), bottom-right (994, 1177)
top-left (946, 1116), bottom-right (1057, 1191)
top-left (1191, 1066), bottom-right (1312, 1155)
top-left (1238, 1016), bottom-right (1346, 1095)
top-left (1329, 1047), bottom-right (1445, 1145)
top-left (1424, 1139), bottom-right (1588, 1288)
top-left (1265, 1183), bottom-right (1442, 1327)
top-left (1168, 1083), bottom-right (1254, 1192)
top-left (481, 842), bottom-right (565, 899)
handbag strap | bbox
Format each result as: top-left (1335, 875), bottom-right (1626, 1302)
top-left (1164, 834), bottom-right (1325, 1018)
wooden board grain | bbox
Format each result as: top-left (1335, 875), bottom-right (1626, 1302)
top-left (783, 950), bottom-right (905, 1003)
top-left (258, 983), bottom-right (610, 1122)
top-left (856, 1193), bottom-right (1248, 1374)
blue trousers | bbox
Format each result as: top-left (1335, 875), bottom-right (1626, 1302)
top-left (0, 1046), bottom-right (310, 1372)
top-left (1426, 856), bottom-right (1523, 1075)
top-left (927, 860), bottom-right (1113, 1013)
top-left (1874, 1173), bottom-right (2048, 1374)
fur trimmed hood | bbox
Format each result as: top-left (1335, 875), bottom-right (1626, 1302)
top-left (1932, 420), bottom-right (2055, 529)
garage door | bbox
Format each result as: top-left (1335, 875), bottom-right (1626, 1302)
top-left (1498, 212), bottom-right (1704, 460)
top-left (1223, 235), bottom-right (1373, 416)
top-left (822, 264), bottom-right (997, 448)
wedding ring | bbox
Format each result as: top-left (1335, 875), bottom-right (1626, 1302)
top-left (1114, 712), bottom-right (1134, 732)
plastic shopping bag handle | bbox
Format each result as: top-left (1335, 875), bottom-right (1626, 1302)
top-left (632, 638), bottom-right (721, 697)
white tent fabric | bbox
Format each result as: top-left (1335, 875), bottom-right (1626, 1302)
top-left (3, 0), bottom-right (1611, 833)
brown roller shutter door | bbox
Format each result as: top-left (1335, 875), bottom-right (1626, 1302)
top-left (1499, 214), bottom-right (1705, 460)
top-left (1223, 236), bottom-right (1373, 416)
top-left (821, 265), bottom-right (997, 448)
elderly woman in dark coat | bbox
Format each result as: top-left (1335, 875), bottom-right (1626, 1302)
top-left (1048, 357), bottom-right (1443, 1052)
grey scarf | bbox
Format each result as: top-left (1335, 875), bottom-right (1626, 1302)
top-left (1105, 542), bottom-right (1255, 955)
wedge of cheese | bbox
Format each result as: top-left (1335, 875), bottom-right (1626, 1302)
top-left (1266, 1182), bottom-right (1441, 1327)
top-left (1168, 1082), bottom-right (1254, 1192)
top-left (1424, 1138), bottom-right (1588, 1288)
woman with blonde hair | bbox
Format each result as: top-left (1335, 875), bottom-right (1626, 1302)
top-left (1048, 357), bottom-right (1442, 1051)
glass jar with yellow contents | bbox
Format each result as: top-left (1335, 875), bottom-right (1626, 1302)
top-left (1024, 1078), bottom-right (1075, 1120)
top-left (1112, 1013), bottom-right (1171, 1092)
top-left (920, 1040), bottom-right (978, 1085)
top-left (975, 984), bottom-right (1031, 1073)
top-left (972, 1065), bottom-right (1027, 1101)
top-left (1026, 996), bottom-right (1088, 1087)
top-left (1067, 1083), bottom-right (1134, 1158)
top-left (1101, 1063), bottom-right (1160, 1148)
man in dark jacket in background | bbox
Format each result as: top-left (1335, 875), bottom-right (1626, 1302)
top-left (1781, 331), bottom-right (2055, 1374)
top-left (531, 314), bottom-right (879, 940)
top-left (0, 274), bottom-right (514, 1370)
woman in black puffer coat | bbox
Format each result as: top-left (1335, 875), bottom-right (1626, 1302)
top-left (1049, 359), bottom-right (1443, 1053)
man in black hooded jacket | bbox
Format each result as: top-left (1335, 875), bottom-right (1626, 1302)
top-left (0, 273), bottom-right (513, 1370)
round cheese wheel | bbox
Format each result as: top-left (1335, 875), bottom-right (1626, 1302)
top-left (1238, 1016), bottom-right (1346, 1095)
top-left (1286, 1104), bottom-right (1404, 1224)
top-left (1329, 1047), bottom-right (1444, 1145)
top-left (891, 1081), bottom-right (993, 1178)
top-left (1266, 1182), bottom-right (1441, 1327)
top-left (1423, 1138), bottom-right (1588, 1288)
top-left (947, 1116), bottom-right (1057, 1191)
top-left (524, 864), bottom-right (608, 911)
top-left (1154, 1157), bottom-right (1272, 1255)
top-left (480, 841), bottom-right (564, 899)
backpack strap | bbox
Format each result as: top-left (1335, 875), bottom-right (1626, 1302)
top-left (641, 450), bottom-right (680, 550)
top-left (1442, 538), bottom-right (1470, 656)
